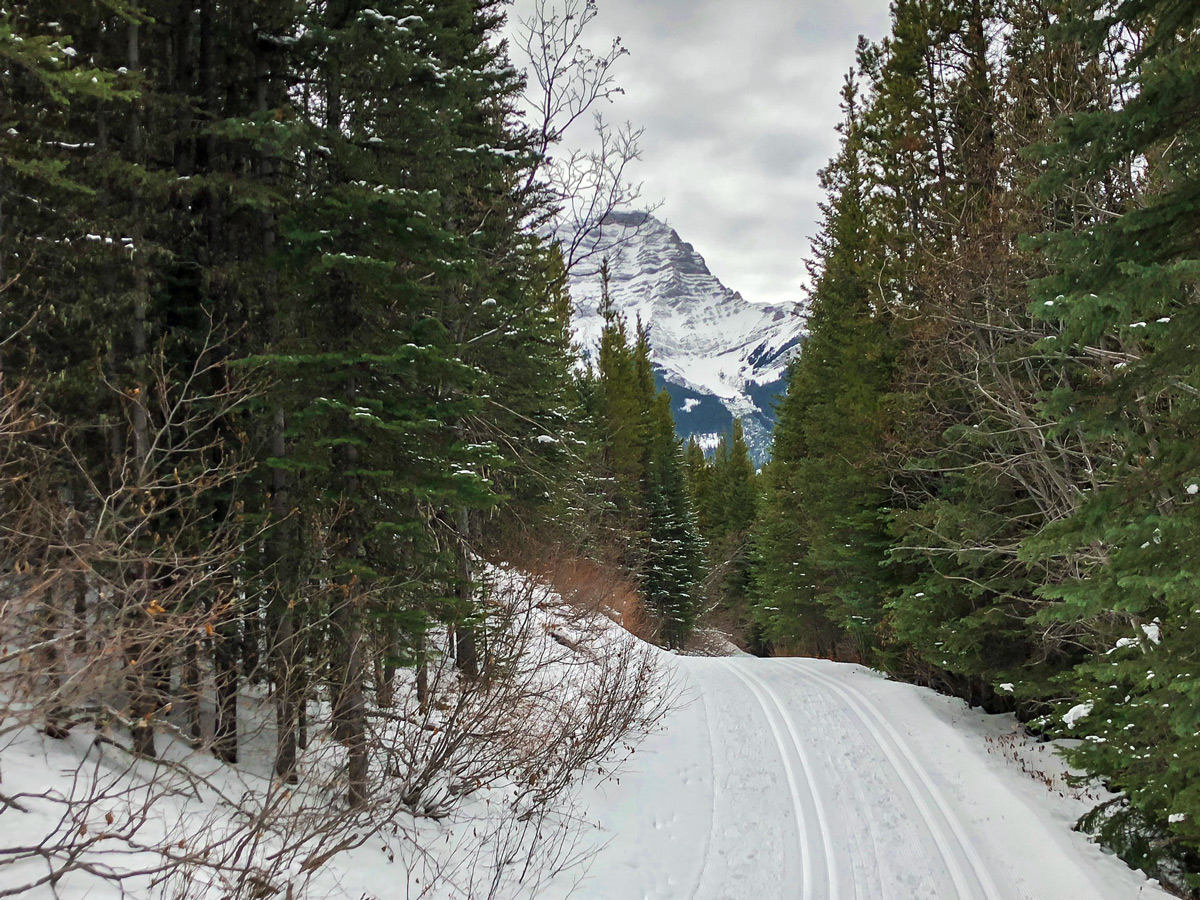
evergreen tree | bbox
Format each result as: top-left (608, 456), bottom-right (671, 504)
top-left (684, 436), bottom-right (711, 529)
top-left (587, 265), bottom-right (704, 647)
top-left (719, 420), bottom-right (758, 538)
top-left (685, 421), bottom-right (759, 644)
top-left (743, 0), bottom-right (1198, 881)
top-left (1, 0), bottom-right (591, 804)
top-left (751, 72), bottom-right (894, 662)
top-left (1026, 0), bottom-right (1200, 867)
top-left (881, 0), bottom-right (1055, 704)
top-left (594, 259), bottom-right (649, 525)
top-left (643, 390), bottom-right (704, 648)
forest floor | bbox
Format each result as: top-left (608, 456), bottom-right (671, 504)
top-left (540, 654), bottom-right (1173, 900)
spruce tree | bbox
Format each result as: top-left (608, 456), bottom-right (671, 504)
top-left (587, 266), bottom-right (704, 647)
top-left (751, 72), bottom-right (894, 662)
top-left (594, 260), bottom-right (649, 526)
top-left (1026, 0), bottom-right (1200, 865)
top-left (643, 391), bottom-right (704, 648)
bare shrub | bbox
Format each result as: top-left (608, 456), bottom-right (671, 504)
top-left (0, 357), bottom-right (671, 898)
top-left (0, 332), bottom-right (286, 894)
top-left (502, 541), bottom-right (660, 645)
top-left (381, 567), bottom-right (666, 811)
top-left (153, 564), bottom-right (672, 900)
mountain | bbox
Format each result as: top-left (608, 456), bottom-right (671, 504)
top-left (563, 210), bottom-right (805, 462)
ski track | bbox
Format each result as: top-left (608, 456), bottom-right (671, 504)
top-left (778, 658), bottom-right (1003, 900)
top-left (720, 657), bottom-right (816, 900)
top-left (718, 658), bottom-right (822, 900)
top-left (686, 681), bottom-right (720, 900)
top-left (542, 653), bottom-right (1171, 900)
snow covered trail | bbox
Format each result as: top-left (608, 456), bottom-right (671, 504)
top-left (548, 655), bottom-right (1172, 900)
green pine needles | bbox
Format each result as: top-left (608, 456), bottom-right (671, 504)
top-left (745, 0), bottom-right (1200, 887)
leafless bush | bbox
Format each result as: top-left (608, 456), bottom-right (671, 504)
top-left (377, 568), bottom-right (666, 815)
top-left (507, 542), bottom-right (660, 644)
top-left (0, 331), bottom-right (285, 895)
top-left (0, 350), bottom-right (672, 899)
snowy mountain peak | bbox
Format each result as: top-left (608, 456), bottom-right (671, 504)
top-left (563, 211), bottom-right (806, 460)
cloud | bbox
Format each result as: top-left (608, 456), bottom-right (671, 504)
top-left (509, 0), bottom-right (893, 307)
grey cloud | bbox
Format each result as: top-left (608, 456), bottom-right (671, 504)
top-left (512, 0), bottom-right (893, 307)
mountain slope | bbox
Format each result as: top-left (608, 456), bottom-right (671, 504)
top-left (564, 211), bottom-right (805, 461)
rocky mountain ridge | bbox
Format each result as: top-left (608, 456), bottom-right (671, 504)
top-left (563, 210), bottom-right (806, 461)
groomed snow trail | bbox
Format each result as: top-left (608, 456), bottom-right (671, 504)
top-left (549, 655), bottom-right (1172, 900)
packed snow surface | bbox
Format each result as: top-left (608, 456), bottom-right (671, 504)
top-left (3, 652), bottom-right (1171, 898)
top-left (543, 655), bottom-right (1170, 900)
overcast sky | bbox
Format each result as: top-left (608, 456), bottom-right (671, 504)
top-left (510, 0), bottom-right (893, 308)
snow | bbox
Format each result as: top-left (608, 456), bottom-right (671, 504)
top-left (1109, 636), bottom-right (1140, 653)
top-left (1063, 702), bottom-right (1094, 729)
top-left (1107, 620), bottom-right (1162, 654)
top-left (1, 627), bottom-right (1171, 898)
top-left (532, 657), bottom-right (1169, 900)
top-left (559, 211), bottom-right (805, 455)
top-left (0, 566), bottom-right (665, 900)
top-left (1141, 620), bottom-right (1162, 644)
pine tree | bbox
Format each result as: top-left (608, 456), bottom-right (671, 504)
top-left (750, 71), bottom-right (894, 662)
top-left (3, 0), bottom-right (590, 801)
top-left (586, 266), bottom-right (704, 647)
top-left (1025, 0), bottom-right (1200, 868)
top-left (684, 421), bottom-right (759, 643)
top-left (642, 391), bottom-right (704, 648)
top-left (880, 0), bottom-right (1052, 704)
top-left (720, 420), bottom-right (758, 537)
top-left (684, 436), bottom-right (710, 529)
top-left (594, 259), bottom-right (650, 525)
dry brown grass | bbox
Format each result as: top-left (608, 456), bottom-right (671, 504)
top-left (497, 541), bottom-right (661, 645)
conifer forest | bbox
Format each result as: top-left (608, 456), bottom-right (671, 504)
top-left (746, 0), bottom-right (1200, 887)
top-left (1, 0), bottom-right (1199, 898)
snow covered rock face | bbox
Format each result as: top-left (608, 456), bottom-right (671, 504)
top-left (564, 211), bottom-right (805, 462)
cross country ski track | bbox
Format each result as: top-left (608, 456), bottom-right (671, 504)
top-left (550, 654), bottom-right (1173, 900)
top-left (720, 658), bottom-right (837, 900)
top-left (775, 657), bottom-right (1002, 900)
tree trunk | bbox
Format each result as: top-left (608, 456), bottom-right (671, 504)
top-left (125, 19), bottom-right (158, 761)
top-left (415, 634), bottom-right (429, 715)
top-left (328, 518), bottom-right (367, 803)
top-left (38, 576), bottom-right (68, 739)
top-left (211, 624), bottom-right (238, 763)
top-left (71, 575), bottom-right (88, 654)
top-left (212, 613), bottom-right (239, 763)
top-left (344, 603), bottom-right (368, 807)
top-left (183, 640), bottom-right (202, 742)
top-left (298, 686), bottom-right (308, 751)
top-left (375, 618), bottom-right (397, 710)
top-left (257, 38), bottom-right (299, 780)
top-left (126, 599), bottom-right (157, 758)
top-left (454, 507), bottom-right (479, 678)
top-left (272, 606), bottom-right (298, 782)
